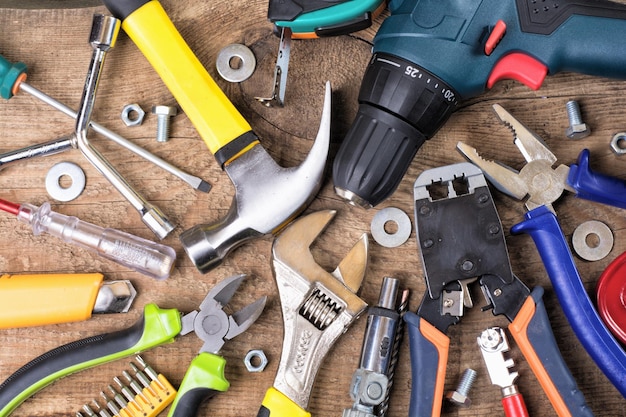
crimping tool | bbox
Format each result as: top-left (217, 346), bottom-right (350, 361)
top-left (406, 162), bottom-right (592, 417)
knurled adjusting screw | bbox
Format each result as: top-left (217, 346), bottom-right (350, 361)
top-left (446, 368), bottom-right (477, 407)
top-left (152, 105), bottom-right (177, 142)
top-left (565, 100), bottom-right (590, 140)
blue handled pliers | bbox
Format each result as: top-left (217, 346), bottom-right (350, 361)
top-left (457, 104), bottom-right (626, 397)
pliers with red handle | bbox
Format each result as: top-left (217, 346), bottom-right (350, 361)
top-left (407, 162), bottom-right (592, 417)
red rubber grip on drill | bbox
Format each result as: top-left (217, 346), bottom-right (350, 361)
top-left (502, 393), bottom-right (529, 417)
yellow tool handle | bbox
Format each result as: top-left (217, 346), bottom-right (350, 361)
top-left (257, 387), bottom-right (311, 417)
top-left (0, 273), bottom-right (103, 328)
top-left (119, 1), bottom-right (255, 159)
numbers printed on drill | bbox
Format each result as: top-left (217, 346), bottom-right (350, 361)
top-left (404, 65), bottom-right (456, 103)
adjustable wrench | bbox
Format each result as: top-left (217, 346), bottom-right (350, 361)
top-left (258, 210), bottom-right (369, 416)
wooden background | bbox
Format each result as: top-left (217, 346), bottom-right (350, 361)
top-left (0, 1), bottom-right (624, 416)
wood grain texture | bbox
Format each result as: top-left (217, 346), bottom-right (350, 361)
top-left (0, 1), bottom-right (624, 416)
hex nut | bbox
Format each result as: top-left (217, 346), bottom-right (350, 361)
top-left (610, 132), bottom-right (626, 155)
top-left (244, 349), bottom-right (268, 372)
top-left (121, 103), bottom-right (145, 127)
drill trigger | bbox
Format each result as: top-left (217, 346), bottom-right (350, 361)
top-left (487, 52), bottom-right (548, 90)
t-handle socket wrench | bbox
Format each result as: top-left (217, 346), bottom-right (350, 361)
top-left (0, 62), bottom-right (210, 192)
top-left (73, 14), bottom-right (174, 239)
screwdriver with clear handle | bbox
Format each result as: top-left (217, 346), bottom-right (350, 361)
top-left (0, 198), bottom-right (176, 280)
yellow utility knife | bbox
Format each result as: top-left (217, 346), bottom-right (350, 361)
top-left (0, 273), bottom-right (136, 328)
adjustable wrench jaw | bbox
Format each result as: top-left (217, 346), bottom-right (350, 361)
top-left (270, 210), bottom-right (369, 410)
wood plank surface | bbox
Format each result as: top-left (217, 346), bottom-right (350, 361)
top-left (0, 1), bottom-right (624, 416)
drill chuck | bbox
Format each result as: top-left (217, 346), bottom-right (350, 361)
top-left (333, 53), bottom-right (458, 208)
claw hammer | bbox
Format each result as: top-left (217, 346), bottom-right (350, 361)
top-left (102, 0), bottom-right (332, 273)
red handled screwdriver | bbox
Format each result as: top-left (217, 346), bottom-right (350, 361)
top-left (0, 198), bottom-right (176, 280)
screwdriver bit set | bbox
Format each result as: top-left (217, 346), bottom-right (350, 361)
top-left (76, 356), bottom-right (176, 417)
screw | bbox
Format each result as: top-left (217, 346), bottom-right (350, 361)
top-left (565, 100), bottom-right (590, 139)
top-left (446, 368), bottom-right (477, 407)
top-left (152, 105), bottom-right (177, 142)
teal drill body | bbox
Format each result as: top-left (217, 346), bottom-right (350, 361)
top-left (333, 0), bottom-right (626, 209)
top-left (376, 0), bottom-right (626, 98)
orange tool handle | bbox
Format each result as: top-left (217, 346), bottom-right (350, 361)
top-left (0, 273), bottom-right (103, 328)
top-left (502, 392), bottom-right (529, 417)
top-left (509, 287), bottom-right (592, 417)
top-left (404, 312), bottom-right (449, 417)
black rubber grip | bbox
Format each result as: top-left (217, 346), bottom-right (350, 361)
top-left (257, 406), bottom-right (271, 417)
top-left (516, 0), bottom-right (626, 35)
top-left (315, 13), bottom-right (372, 37)
top-left (102, 0), bottom-right (150, 20)
top-left (0, 315), bottom-right (146, 413)
top-left (170, 388), bottom-right (219, 417)
top-left (268, 0), bottom-right (347, 22)
top-left (214, 131), bottom-right (259, 168)
top-left (332, 102), bottom-right (424, 207)
top-left (332, 53), bottom-right (458, 208)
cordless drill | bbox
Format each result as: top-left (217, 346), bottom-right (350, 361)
top-left (333, 0), bottom-right (626, 208)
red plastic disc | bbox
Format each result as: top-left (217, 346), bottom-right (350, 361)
top-left (597, 251), bottom-right (626, 345)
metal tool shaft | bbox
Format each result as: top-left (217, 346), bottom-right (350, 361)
top-left (74, 14), bottom-right (174, 239)
top-left (18, 82), bottom-right (210, 192)
top-left (0, 135), bottom-right (73, 169)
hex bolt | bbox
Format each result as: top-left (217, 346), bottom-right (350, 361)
top-left (152, 105), bottom-right (177, 142)
top-left (565, 100), bottom-right (590, 139)
top-left (446, 368), bottom-right (477, 407)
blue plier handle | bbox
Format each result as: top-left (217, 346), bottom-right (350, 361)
top-left (457, 103), bottom-right (626, 397)
top-left (512, 206), bottom-right (626, 396)
top-left (568, 148), bottom-right (626, 209)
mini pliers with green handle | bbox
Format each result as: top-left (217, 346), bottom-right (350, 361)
top-left (0, 274), bottom-right (266, 417)
top-left (169, 273), bottom-right (266, 417)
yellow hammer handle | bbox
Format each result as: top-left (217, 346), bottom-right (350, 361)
top-left (0, 273), bottom-right (104, 328)
top-left (257, 387), bottom-right (311, 417)
top-left (120, 1), bottom-right (253, 156)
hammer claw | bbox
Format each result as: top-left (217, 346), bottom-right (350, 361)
top-left (180, 82), bottom-right (332, 273)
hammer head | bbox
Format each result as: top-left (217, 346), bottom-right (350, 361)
top-left (180, 82), bottom-right (332, 273)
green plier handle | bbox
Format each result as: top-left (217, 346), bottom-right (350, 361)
top-left (0, 303), bottom-right (181, 417)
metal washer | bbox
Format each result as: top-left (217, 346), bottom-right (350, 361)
top-left (572, 220), bottom-right (614, 261)
top-left (216, 44), bottom-right (256, 83)
top-left (45, 162), bottom-right (86, 202)
top-left (371, 207), bottom-right (412, 248)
